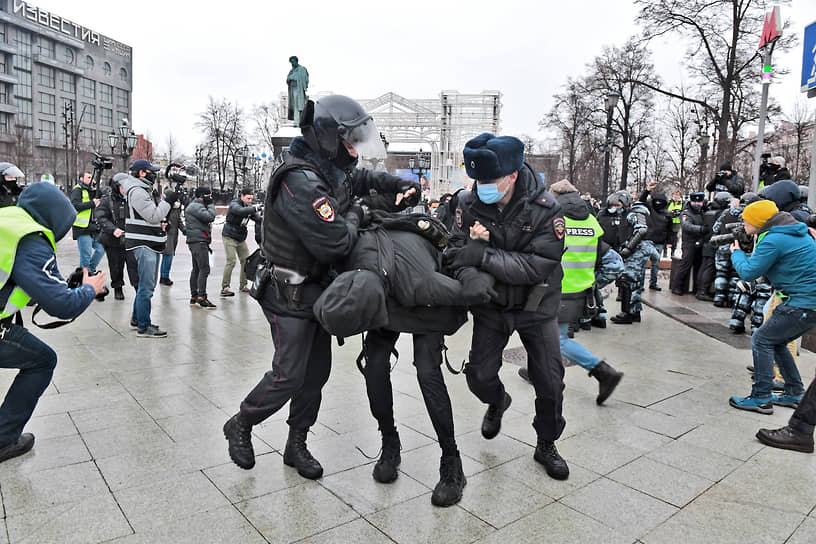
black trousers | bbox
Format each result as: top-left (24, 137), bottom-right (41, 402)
top-left (791, 372), bottom-right (816, 434)
top-left (240, 311), bottom-right (332, 429)
top-left (188, 242), bottom-right (210, 298)
top-left (363, 329), bottom-right (457, 454)
top-left (103, 244), bottom-right (138, 289)
top-left (697, 255), bottom-right (715, 295)
top-left (467, 311), bottom-right (565, 442)
top-left (670, 239), bottom-right (702, 293)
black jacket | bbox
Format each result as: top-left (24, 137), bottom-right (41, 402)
top-left (706, 171), bottom-right (745, 198)
top-left (680, 203), bottom-right (706, 242)
top-left (449, 164), bottom-right (564, 321)
top-left (701, 202), bottom-right (726, 257)
top-left (70, 181), bottom-right (99, 238)
top-left (96, 189), bottom-right (127, 248)
top-left (762, 180), bottom-right (811, 223)
top-left (184, 199), bottom-right (216, 244)
top-left (223, 199), bottom-right (261, 242)
top-left (597, 208), bottom-right (626, 250)
top-left (640, 190), bottom-right (674, 246)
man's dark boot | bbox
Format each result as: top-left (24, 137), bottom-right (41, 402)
top-left (114, 287), bottom-right (124, 300)
top-left (481, 392), bottom-right (512, 439)
top-left (588, 361), bottom-right (623, 405)
top-left (283, 427), bottom-right (323, 479)
top-left (611, 282), bottom-right (634, 324)
top-left (372, 431), bottom-right (401, 483)
top-left (756, 426), bottom-right (814, 453)
top-left (223, 413), bottom-right (255, 469)
top-left (534, 439), bottom-right (569, 480)
top-left (695, 291), bottom-right (714, 302)
top-left (431, 453), bottom-right (466, 507)
top-left (0, 433), bottom-right (35, 463)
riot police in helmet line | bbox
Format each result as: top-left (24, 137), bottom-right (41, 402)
top-left (223, 95), bottom-right (420, 478)
top-left (0, 162), bottom-right (25, 208)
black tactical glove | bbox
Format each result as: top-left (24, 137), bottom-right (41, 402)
top-left (458, 268), bottom-right (497, 305)
top-left (619, 247), bottom-right (632, 259)
top-left (449, 241), bottom-right (487, 268)
top-left (400, 181), bottom-right (422, 206)
top-left (202, 195), bottom-right (213, 206)
top-left (344, 202), bottom-right (365, 228)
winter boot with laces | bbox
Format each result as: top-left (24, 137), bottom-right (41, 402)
top-left (283, 427), bottom-right (323, 479)
top-left (588, 360), bottom-right (623, 405)
top-left (223, 413), bottom-right (255, 469)
top-left (431, 452), bottom-right (467, 507)
top-left (372, 431), bottom-right (401, 483)
top-left (534, 439), bottom-right (569, 480)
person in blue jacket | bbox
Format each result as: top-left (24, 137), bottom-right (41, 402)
top-left (728, 200), bottom-right (816, 414)
top-left (0, 183), bottom-right (106, 463)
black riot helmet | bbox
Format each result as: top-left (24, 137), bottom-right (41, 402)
top-left (300, 95), bottom-right (386, 168)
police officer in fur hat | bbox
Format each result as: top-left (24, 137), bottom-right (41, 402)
top-left (446, 133), bottom-right (570, 480)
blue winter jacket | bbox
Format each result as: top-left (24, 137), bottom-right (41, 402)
top-left (731, 211), bottom-right (816, 309)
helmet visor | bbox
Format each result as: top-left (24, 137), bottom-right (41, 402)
top-left (3, 165), bottom-right (23, 179)
top-left (342, 117), bottom-right (386, 160)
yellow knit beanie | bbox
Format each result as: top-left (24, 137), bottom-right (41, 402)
top-left (742, 200), bottom-right (778, 228)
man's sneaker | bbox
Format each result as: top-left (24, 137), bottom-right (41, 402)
top-left (431, 453), bottom-right (466, 507)
top-left (239, 286), bottom-right (250, 293)
top-left (190, 297), bottom-right (198, 306)
top-left (159, 277), bottom-right (173, 286)
top-left (481, 392), bottom-right (512, 439)
top-left (197, 298), bottom-right (217, 309)
top-left (771, 393), bottom-right (803, 408)
top-left (756, 425), bottom-right (814, 453)
top-left (136, 325), bottom-right (167, 338)
top-left (0, 433), bottom-right (35, 463)
top-left (534, 440), bottom-right (570, 480)
top-left (223, 413), bottom-right (255, 469)
top-left (729, 395), bottom-right (773, 414)
top-left (372, 432), bottom-right (401, 483)
top-left (649, 284), bottom-right (662, 291)
top-left (131, 320), bottom-right (159, 329)
top-left (220, 289), bottom-right (235, 297)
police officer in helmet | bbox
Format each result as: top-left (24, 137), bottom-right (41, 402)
top-left (223, 95), bottom-right (419, 478)
top-left (0, 163), bottom-right (25, 208)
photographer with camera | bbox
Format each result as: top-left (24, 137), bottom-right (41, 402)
top-left (0, 183), bottom-right (106, 462)
top-left (120, 159), bottom-right (170, 338)
top-left (706, 161), bottom-right (745, 199)
top-left (186, 187), bottom-right (217, 309)
top-left (159, 190), bottom-right (185, 286)
top-left (70, 172), bottom-right (105, 277)
top-left (220, 188), bottom-right (261, 296)
top-left (759, 155), bottom-right (791, 188)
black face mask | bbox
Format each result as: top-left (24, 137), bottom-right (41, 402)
top-left (144, 171), bottom-right (157, 183)
top-left (331, 141), bottom-right (358, 171)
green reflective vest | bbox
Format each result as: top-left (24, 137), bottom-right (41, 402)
top-left (72, 184), bottom-right (91, 228)
top-left (668, 200), bottom-right (683, 224)
top-left (0, 206), bottom-right (56, 319)
top-left (561, 215), bottom-right (602, 294)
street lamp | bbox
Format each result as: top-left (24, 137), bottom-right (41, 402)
top-left (697, 133), bottom-right (710, 192)
top-left (108, 119), bottom-right (137, 171)
top-left (601, 91), bottom-right (619, 203)
top-left (409, 149), bottom-right (430, 193)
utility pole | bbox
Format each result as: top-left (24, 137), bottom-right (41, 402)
top-left (751, 6), bottom-right (782, 192)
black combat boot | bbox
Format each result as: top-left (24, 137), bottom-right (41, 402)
top-left (372, 431), bottom-right (401, 483)
top-left (114, 287), bottom-right (124, 300)
top-left (223, 413), bottom-right (255, 469)
top-left (534, 439), bottom-right (569, 480)
top-left (481, 392), bottom-right (512, 439)
top-left (611, 282), bottom-right (634, 324)
top-left (283, 427), bottom-right (323, 479)
top-left (431, 453), bottom-right (467, 507)
top-left (588, 361), bottom-right (623, 405)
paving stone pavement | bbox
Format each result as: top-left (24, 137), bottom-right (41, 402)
top-left (2, 226), bottom-right (816, 543)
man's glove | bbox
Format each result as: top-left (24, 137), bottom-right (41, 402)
top-left (203, 196), bottom-right (213, 206)
top-left (449, 241), bottom-right (486, 268)
top-left (458, 268), bottom-right (497, 305)
top-left (619, 247), bottom-right (632, 259)
top-left (400, 181), bottom-right (421, 206)
top-left (344, 202), bottom-right (365, 228)
top-left (701, 225), bottom-right (711, 236)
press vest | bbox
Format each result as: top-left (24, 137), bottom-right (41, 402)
top-left (124, 186), bottom-right (166, 252)
top-left (0, 206), bottom-right (56, 319)
top-left (72, 184), bottom-right (91, 228)
top-left (668, 200), bottom-right (683, 224)
top-left (561, 215), bottom-right (602, 294)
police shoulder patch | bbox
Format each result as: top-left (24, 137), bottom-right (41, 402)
top-left (553, 217), bottom-right (566, 239)
top-left (312, 196), bottom-right (335, 222)
top-left (455, 207), bottom-right (463, 229)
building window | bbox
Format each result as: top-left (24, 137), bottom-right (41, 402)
top-left (39, 92), bottom-right (55, 115)
top-left (99, 83), bottom-right (112, 104)
top-left (103, 62), bottom-right (111, 76)
top-left (0, 84), bottom-right (7, 105)
top-left (63, 47), bottom-right (74, 65)
top-left (0, 113), bottom-right (9, 134)
top-left (15, 70), bottom-right (31, 100)
top-left (115, 88), bottom-right (128, 109)
top-left (80, 128), bottom-right (95, 148)
top-left (38, 119), bottom-right (55, 142)
top-left (0, 55), bottom-right (5, 74)
top-left (119, 67), bottom-right (127, 82)
top-left (81, 78), bottom-right (95, 99)
top-left (17, 99), bottom-right (31, 127)
top-left (59, 71), bottom-right (75, 93)
top-left (81, 103), bottom-right (95, 124)
top-left (0, 24), bottom-right (6, 45)
top-left (85, 55), bottom-right (94, 71)
top-left (37, 37), bottom-right (54, 59)
top-left (39, 66), bottom-right (55, 88)
top-left (101, 107), bottom-right (112, 127)
top-left (117, 112), bottom-right (128, 127)
top-left (13, 28), bottom-right (31, 71)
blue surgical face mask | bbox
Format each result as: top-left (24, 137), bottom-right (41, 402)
top-left (477, 177), bottom-right (507, 204)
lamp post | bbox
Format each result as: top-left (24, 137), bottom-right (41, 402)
top-left (601, 91), bottom-right (619, 203)
top-left (107, 119), bottom-right (137, 172)
top-left (697, 133), bottom-right (710, 192)
top-left (61, 101), bottom-right (74, 192)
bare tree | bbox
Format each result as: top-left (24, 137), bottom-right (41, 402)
top-left (662, 98), bottom-right (697, 192)
top-left (251, 102), bottom-right (281, 152)
top-left (196, 97), bottom-right (246, 192)
top-left (781, 99), bottom-right (815, 182)
top-left (164, 132), bottom-right (178, 163)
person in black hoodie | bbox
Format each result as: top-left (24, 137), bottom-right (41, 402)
top-left (97, 174), bottom-right (139, 300)
top-left (761, 180), bottom-right (811, 224)
top-left (639, 182), bottom-right (674, 291)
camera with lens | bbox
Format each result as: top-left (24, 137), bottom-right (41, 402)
top-left (67, 267), bottom-right (109, 301)
top-left (710, 222), bottom-right (752, 249)
top-left (91, 153), bottom-right (114, 172)
top-left (165, 162), bottom-right (199, 186)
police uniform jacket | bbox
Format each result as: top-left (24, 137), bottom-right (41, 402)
top-left (701, 203), bottom-right (725, 257)
top-left (597, 208), bottom-right (627, 250)
top-left (679, 203), bottom-right (706, 242)
top-left (450, 164), bottom-right (565, 322)
top-left (260, 136), bottom-right (414, 319)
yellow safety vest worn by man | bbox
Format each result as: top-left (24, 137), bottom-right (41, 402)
top-left (0, 183), bottom-right (103, 464)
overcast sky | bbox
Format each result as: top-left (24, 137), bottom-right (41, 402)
top-left (27, 0), bottom-right (816, 156)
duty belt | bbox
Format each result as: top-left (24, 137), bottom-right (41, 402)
top-left (270, 263), bottom-right (308, 309)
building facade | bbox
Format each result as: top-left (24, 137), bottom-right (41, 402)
top-left (0, 1), bottom-right (132, 188)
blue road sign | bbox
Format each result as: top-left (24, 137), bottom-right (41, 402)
top-left (802, 20), bottom-right (816, 93)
